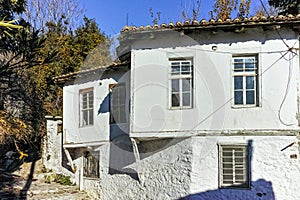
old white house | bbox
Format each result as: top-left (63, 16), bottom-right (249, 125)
top-left (46, 15), bottom-right (300, 199)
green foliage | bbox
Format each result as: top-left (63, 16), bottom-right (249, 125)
top-left (268, 0), bottom-right (299, 15)
top-left (26, 16), bottom-right (111, 115)
top-left (0, 0), bottom-right (111, 148)
top-left (54, 174), bottom-right (74, 186)
top-left (74, 17), bottom-right (111, 70)
top-left (0, 0), bottom-right (51, 147)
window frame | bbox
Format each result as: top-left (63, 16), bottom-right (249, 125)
top-left (169, 58), bottom-right (194, 109)
top-left (218, 144), bottom-right (250, 189)
top-left (232, 55), bottom-right (259, 108)
top-left (110, 83), bottom-right (126, 124)
top-left (83, 150), bottom-right (100, 179)
top-left (79, 88), bottom-right (94, 127)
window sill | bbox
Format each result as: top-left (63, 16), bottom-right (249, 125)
top-left (79, 125), bottom-right (94, 128)
top-left (219, 186), bottom-right (251, 190)
top-left (231, 105), bottom-right (260, 109)
top-left (83, 176), bottom-right (100, 180)
top-left (169, 106), bottom-right (193, 110)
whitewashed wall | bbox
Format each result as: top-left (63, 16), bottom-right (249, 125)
top-left (45, 117), bottom-right (300, 199)
top-left (190, 135), bottom-right (300, 200)
top-left (130, 28), bottom-right (299, 137)
top-left (63, 70), bottom-right (130, 145)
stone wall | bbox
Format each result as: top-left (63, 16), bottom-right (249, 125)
top-left (43, 116), bottom-right (63, 173)
top-left (99, 137), bottom-right (193, 199)
top-left (44, 121), bottom-right (300, 200)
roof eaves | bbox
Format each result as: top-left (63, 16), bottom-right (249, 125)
top-left (53, 61), bottom-right (130, 84)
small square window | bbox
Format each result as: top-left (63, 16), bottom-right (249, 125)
top-left (83, 150), bottom-right (100, 178)
top-left (219, 144), bottom-right (250, 188)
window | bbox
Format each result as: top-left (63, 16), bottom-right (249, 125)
top-left (232, 56), bottom-right (258, 106)
top-left (110, 84), bottom-right (126, 124)
top-left (170, 59), bottom-right (193, 108)
top-left (80, 88), bottom-right (94, 127)
top-left (219, 145), bottom-right (250, 188)
top-left (83, 151), bottom-right (100, 178)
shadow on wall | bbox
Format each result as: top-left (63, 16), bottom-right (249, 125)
top-left (98, 93), bottom-right (110, 114)
top-left (180, 139), bottom-right (275, 200)
top-left (179, 179), bottom-right (275, 200)
top-left (108, 134), bottom-right (139, 180)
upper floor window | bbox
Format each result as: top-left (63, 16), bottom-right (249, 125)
top-left (170, 58), bottom-right (193, 109)
top-left (232, 56), bottom-right (258, 106)
top-left (110, 83), bottom-right (126, 124)
top-left (219, 144), bottom-right (250, 189)
top-left (80, 88), bottom-right (94, 127)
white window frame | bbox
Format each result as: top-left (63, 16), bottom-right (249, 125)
top-left (218, 144), bottom-right (250, 189)
top-left (110, 83), bottom-right (126, 124)
top-left (169, 58), bottom-right (193, 109)
top-left (232, 55), bottom-right (259, 107)
top-left (79, 88), bottom-right (94, 127)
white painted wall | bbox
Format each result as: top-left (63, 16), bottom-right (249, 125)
top-left (130, 28), bottom-right (300, 136)
top-left (63, 70), bottom-right (130, 144)
top-left (191, 135), bottom-right (300, 200)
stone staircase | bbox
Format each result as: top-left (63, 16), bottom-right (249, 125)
top-left (0, 159), bottom-right (92, 200)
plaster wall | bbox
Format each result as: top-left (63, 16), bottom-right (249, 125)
top-left (190, 135), bottom-right (300, 200)
top-left (44, 121), bottom-right (300, 200)
top-left (63, 70), bottom-right (130, 144)
top-left (130, 28), bottom-right (300, 136)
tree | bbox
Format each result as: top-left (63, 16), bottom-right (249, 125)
top-left (23, 0), bottom-right (85, 33)
top-left (27, 16), bottom-right (111, 116)
top-left (252, 0), bottom-right (279, 17)
top-left (213, 0), bottom-right (252, 20)
top-left (75, 17), bottom-right (111, 70)
top-left (180, 0), bottom-right (201, 21)
top-left (268, 0), bottom-right (299, 15)
top-left (0, 0), bottom-right (49, 146)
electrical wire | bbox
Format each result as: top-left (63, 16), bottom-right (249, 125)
top-left (278, 51), bottom-right (298, 126)
top-left (259, 0), bottom-right (292, 50)
top-left (188, 45), bottom-right (298, 130)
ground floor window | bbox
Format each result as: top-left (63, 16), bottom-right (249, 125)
top-left (219, 144), bottom-right (250, 188)
top-left (83, 150), bottom-right (99, 178)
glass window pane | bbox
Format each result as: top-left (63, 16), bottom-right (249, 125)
top-left (172, 79), bottom-right (179, 92)
top-left (223, 175), bottom-right (233, 181)
top-left (234, 91), bottom-right (243, 105)
top-left (246, 76), bottom-right (255, 89)
top-left (171, 62), bottom-right (180, 74)
top-left (181, 62), bottom-right (191, 74)
top-left (89, 110), bottom-right (94, 125)
top-left (246, 91), bottom-right (255, 104)
top-left (234, 76), bottom-right (243, 89)
top-left (223, 168), bottom-right (233, 174)
top-left (234, 59), bottom-right (243, 71)
top-left (245, 62), bottom-right (254, 71)
top-left (172, 93), bottom-right (180, 107)
top-left (120, 105), bottom-right (126, 123)
top-left (182, 78), bottom-right (191, 92)
top-left (182, 93), bottom-right (191, 106)
top-left (83, 110), bottom-right (88, 126)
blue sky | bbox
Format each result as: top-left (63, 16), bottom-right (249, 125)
top-left (81, 0), bottom-right (215, 36)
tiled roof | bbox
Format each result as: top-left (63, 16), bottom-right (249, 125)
top-left (121, 14), bottom-right (300, 33)
top-left (53, 61), bottom-right (129, 83)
